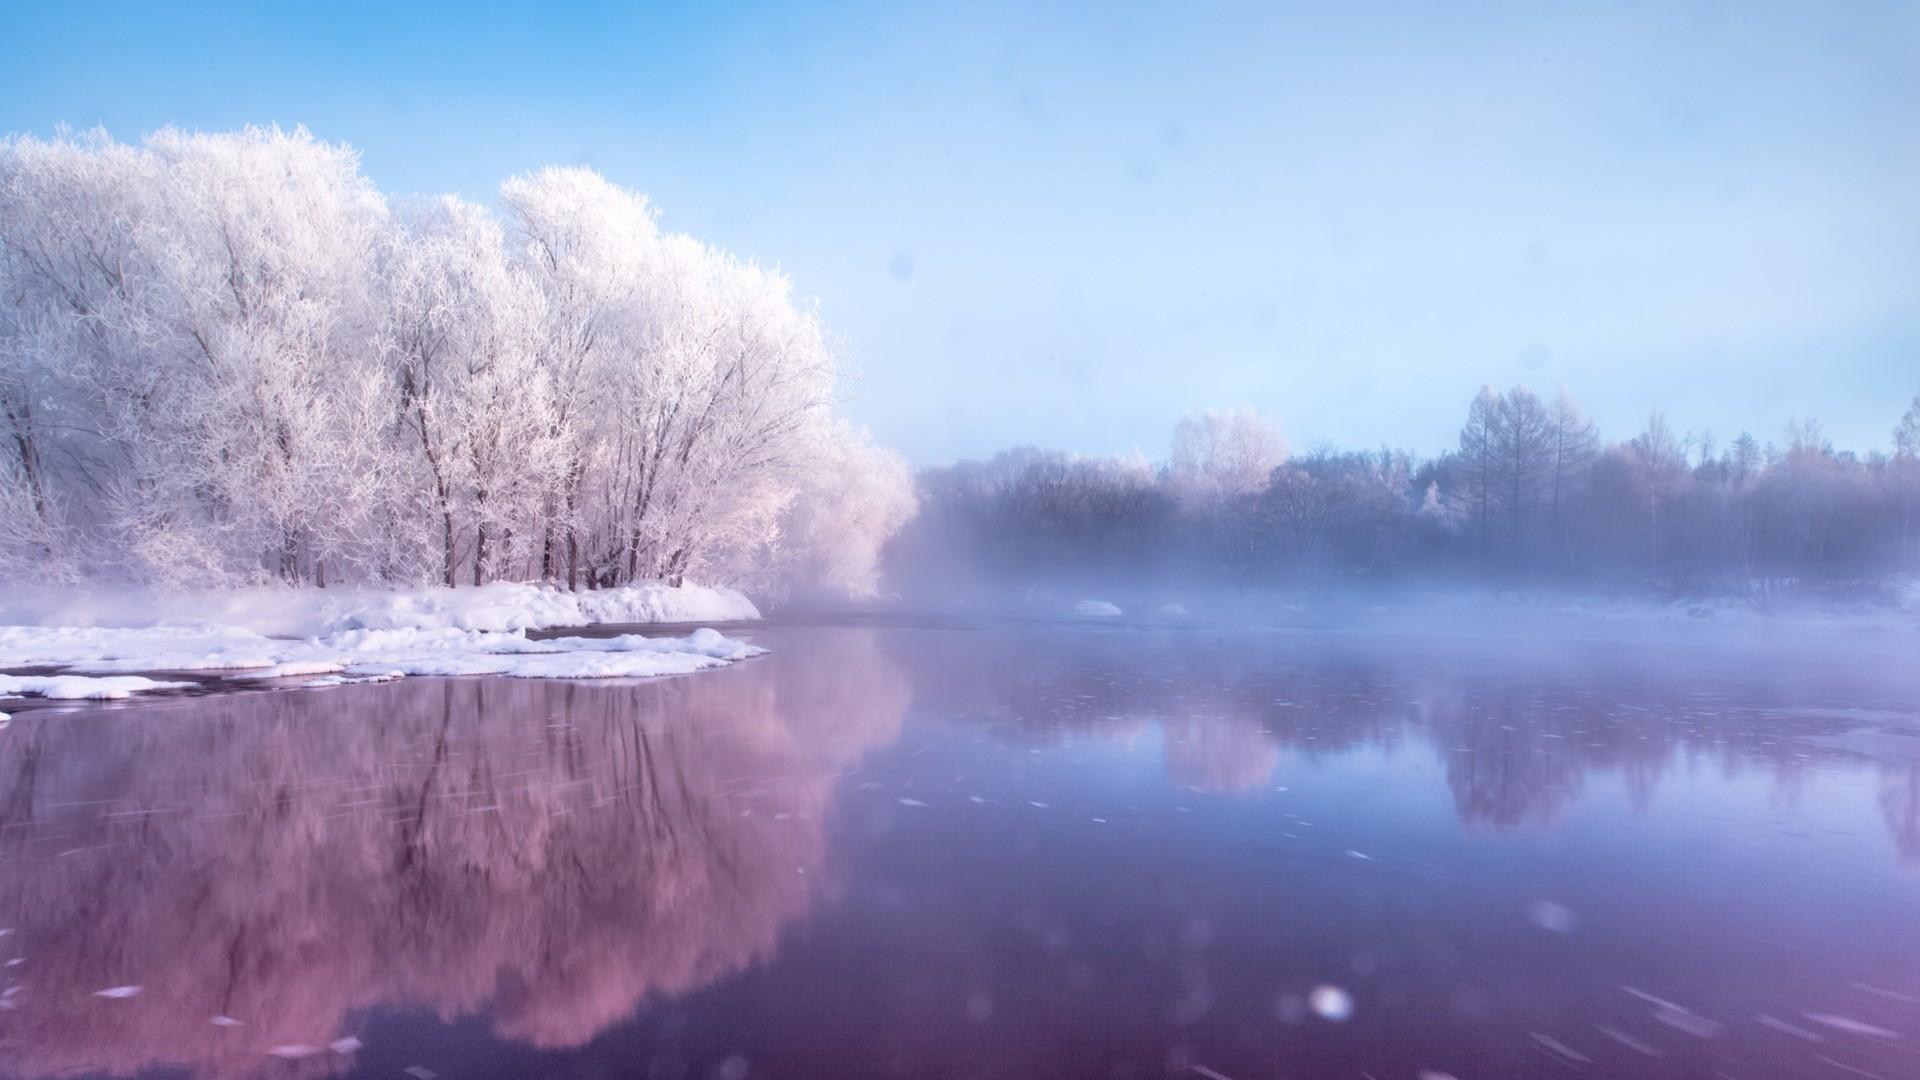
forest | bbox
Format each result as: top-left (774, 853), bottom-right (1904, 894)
top-left (0, 127), bottom-right (914, 594)
top-left (7, 128), bottom-right (1915, 611)
top-left (887, 392), bottom-right (1920, 604)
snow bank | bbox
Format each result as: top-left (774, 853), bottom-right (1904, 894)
top-left (0, 674), bottom-right (194, 701)
top-left (0, 624), bottom-right (765, 705)
top-left (1159, 602), bottom-right (1190, 617)
top-left (0, 582), bottom-right (766, 708)
top-left (324, 581), bottom-right (760, 633)
top-left (1074, 600), bottom-right (1123, 617)
top-left (0, 580), bottom-right (760, 638)
top-left (0, 625), bottom-right (284, 673)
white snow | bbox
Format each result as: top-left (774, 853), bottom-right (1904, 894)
top-left (0, 624), bottom-right (763, 698)
top-left (230, 661), bottom-right (349, 680)
top-left (0, 579), bottom-right (759, 638)
top-left (0, 582), bottom-right (767, 706)
top-left (0, 674), bottom-right (193, 701)
top-left (322, 580), bottom-right (760, 633)
top-left (1309, 985), bottom-right (1353, 1021)
top-left (1074, 600), bottom-right (1123, 617)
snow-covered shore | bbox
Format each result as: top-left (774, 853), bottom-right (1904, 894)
top-left (0, 581), bottom-right (765, 712)
top-left (0, 579), bottom-right (760, 636)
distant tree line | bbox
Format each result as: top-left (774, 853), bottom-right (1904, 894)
top-left (888, 392), bottom-right (1920, 601)
top-left (0, 127), bottom-right (913, 592)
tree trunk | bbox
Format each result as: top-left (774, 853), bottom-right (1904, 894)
top-left (442, 509), bottom-right (457, 588)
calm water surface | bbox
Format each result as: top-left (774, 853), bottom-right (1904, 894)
top-left (3, 617), bottom-right (1919, 1080)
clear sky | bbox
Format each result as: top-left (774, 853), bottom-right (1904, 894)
top-left (3, 0), bottom-right (1915, 464)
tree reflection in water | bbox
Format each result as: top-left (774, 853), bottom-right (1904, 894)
top-left (3, 622), bottom-right (1918, 1079)
top-left (904, 626), bottom-right (1920, 834)
top-left (0, 629), bottom-right (908, 1079)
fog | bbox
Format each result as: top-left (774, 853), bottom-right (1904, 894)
top-left (881, 397), bottom-right (1920, 616)
top-left (3, 8), bottom-right (1918, 1080)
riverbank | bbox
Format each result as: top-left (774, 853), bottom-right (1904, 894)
top-left (0, 581), bottom-right (766, 715)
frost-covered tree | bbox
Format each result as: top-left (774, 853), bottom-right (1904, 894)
top-left (0, 126), bottom-right (389, 585)
top-left (499, 166), bottom-right (656, 589)
top-left (501, 166), bottom-right (853, 589)
top-left (0, 130), bottom-right (158, 580)
top-left (1493, 385), bottom-right (1553, 543)
top-left (1169, 408), bottom-right (1287, 503)
top-left (1546, 388), bottom-right (1597, 527)
top-left (383, 195), bottom-right (560, 585)
top-left (758, 423), bottom-right (917, 596)
top-left (1726, 431), bottom-right (1762, 489)
top-left (0, 128), bottom-right (912, 596)
top-left (1455, 386), bottom-right (1501, 538)
top-left (890, 383), bottom-right (1920, 599)
top-left (131, 127), bottom-right (389, 584)
top-left (1896, 394), bottom-right (1920, 571)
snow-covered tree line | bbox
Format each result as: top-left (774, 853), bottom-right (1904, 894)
top-left (889, 391), bottom-right (1920, 598)
top-left (0, 127), bottom-right (914, 592)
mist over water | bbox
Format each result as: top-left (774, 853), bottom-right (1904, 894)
top-left (1, 5), bottom-right (1916, 1079)
top-left (3, 618), bottom-right (1917, 1079)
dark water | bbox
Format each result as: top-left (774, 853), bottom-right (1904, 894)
top-left (3, 619), bottom-right (1920, 1080)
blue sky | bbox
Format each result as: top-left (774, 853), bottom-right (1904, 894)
top-left (3, 0), bottom-right (1915, 464)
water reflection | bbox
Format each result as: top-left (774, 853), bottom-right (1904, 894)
top-left (1883, 764), bottom-right (1920, 860)
top-left (3, 622), bottom-right (1919, 1079)
top-left (907, 627), bottom-right (1920, 837)
top-left (0, 630), bottom-right (907, 1079)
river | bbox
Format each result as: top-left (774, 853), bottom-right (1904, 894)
top-left (2, 615), bottom-right (1917, 1079)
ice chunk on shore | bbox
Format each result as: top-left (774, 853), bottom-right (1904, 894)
top-left (0, 674), bottom-right (192, 700)
top-left (1074, 600), bottom-right (1122, 617)
top-left (231, 661), bottom-right (348, 680)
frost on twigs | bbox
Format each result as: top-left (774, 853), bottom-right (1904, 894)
top-left (0, 129), bottom-right (913, 598)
